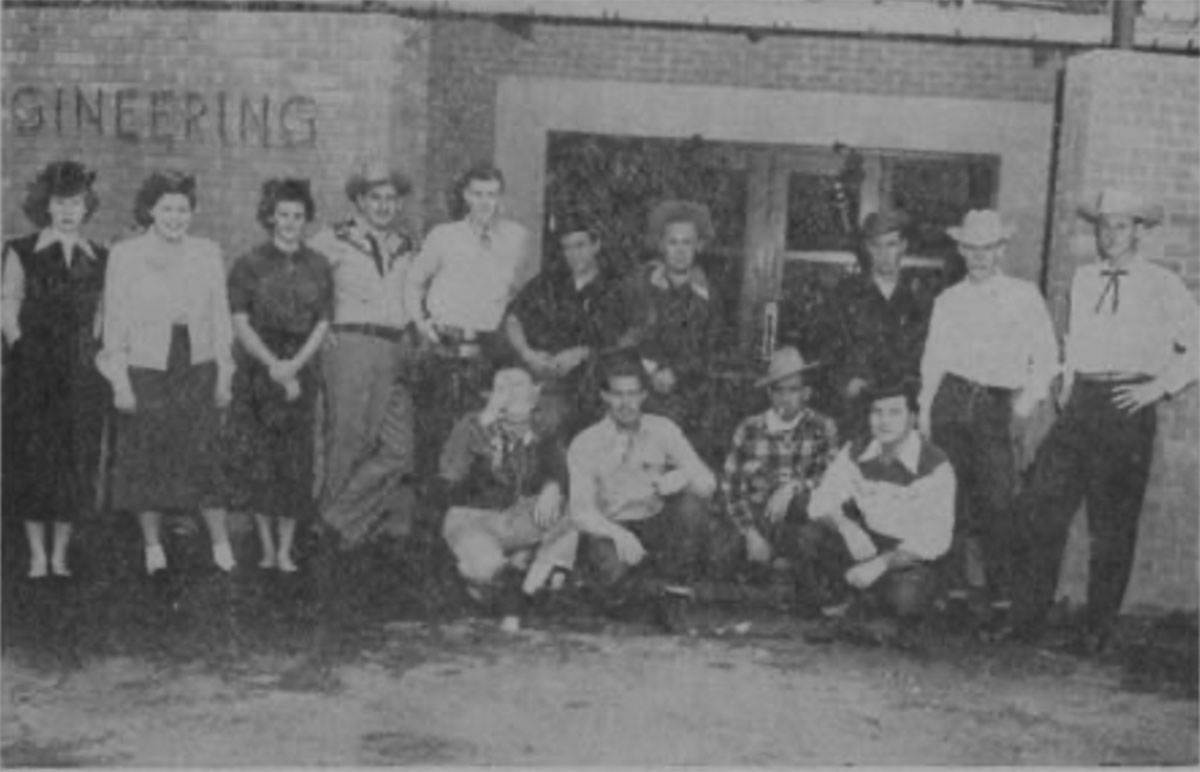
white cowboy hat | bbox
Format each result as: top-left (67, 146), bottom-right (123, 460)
top-left (756, 346), bottom-right (820, 389)
top-left (1077, 188), bottom-right (1163, 226)
top-left (946, 209), bottom-right (1015, 247)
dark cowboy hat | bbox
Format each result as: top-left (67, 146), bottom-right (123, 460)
top-left (860, 209), bottom-right (910, 240)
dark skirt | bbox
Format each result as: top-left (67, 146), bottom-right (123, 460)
top-left (1, 335), bottom-right (110, 523)
top-left (219, 329), bottom-right (318, 520)
top-left (110, 326), bottom-right (222, 513)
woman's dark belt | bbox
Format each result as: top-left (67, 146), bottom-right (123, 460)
top-left (331, 322), bottom-right (411, 344)
top-left (1076, 371), bottom-right (1152, 385)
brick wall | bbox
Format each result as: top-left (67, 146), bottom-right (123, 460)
top-left (1047, 49), bottom-right (1200, 612)
top-left (424, 17), bottom-right (1061, 223)
top-left (2, 6), bottom-right (430, 262)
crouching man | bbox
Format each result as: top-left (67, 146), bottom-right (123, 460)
top-left (718, 347), bottom-right (838, 589)
top-left (797, 380), bottom-right (955, 644)
top-left (439, 367), bottom-right (578, 632)
top-left (567, 349), bottom-right (717, 633)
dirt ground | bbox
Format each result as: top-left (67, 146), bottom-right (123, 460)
top-left (2, 516), bottom-right (1197, 767)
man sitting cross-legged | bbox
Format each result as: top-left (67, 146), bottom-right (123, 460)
top-left (717, 347), bottom-right (839, 601)
top-left (438, 367), bottom-right (579, 633)
top-left (797, 380), bottom-right (955, 646)
top-left (567, 349), bottom-right (718, 633)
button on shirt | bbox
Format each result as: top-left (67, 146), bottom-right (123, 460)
top-left (568, 414), bottom-right (716, 524)
top-left (410, 218), bottom-right (529, 333)
top-left (307, 217), bottom-right (416, 329)
top-left (808, 431), bottom-right (955, 561)
top-left (919, 273), bottom-right (1059, 412)
top-left (1065, 257), bottom-right (1199, 395)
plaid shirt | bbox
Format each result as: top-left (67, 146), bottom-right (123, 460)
top-left (720, 407), bottom-right (839, 531)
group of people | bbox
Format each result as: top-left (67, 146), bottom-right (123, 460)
top-left (2, 154), bottom-right (1195, 676)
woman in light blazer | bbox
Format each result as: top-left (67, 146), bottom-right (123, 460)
top-left (98, 171), bottom-right (237, 575)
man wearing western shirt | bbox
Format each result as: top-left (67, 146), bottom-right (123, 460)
top-left (567, 350), bottom-right (717, 633)
top-left (1005, 189), bottom-right (1199, 656)
top-left (918, 209), bottom-right (1059, 619)
top-left (797, 381), bottom-right (956, 639)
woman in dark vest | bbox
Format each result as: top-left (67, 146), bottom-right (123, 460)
top-left (2, 161), bottom-right (110, 579)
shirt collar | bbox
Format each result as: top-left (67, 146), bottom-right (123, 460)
top-left (857, 430), bottom-right (922, 474)
top-left (35, 228), bottom-right (96, 261)
top-left (648, 260), bottom-right (709, 301)
top-left (764, 408), bottom-right (806, 434)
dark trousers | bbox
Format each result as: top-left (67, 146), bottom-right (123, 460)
top-left (1010, 377), bottom-right (1157, 634)
top-left (930, 373), bottom-right (1016, 597)
top-left (580, 492), bottom-right (710, 603)
top-left (794, 518), bottom-right (938, 620)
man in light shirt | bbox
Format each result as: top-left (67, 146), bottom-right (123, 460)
top-left (568, 349), bottom-right (718, 633)
top-left (1004, 189), bottom-right (1198, 656)
top-left (798, 380), bottom-right (955, 644)
top-left (918, 210), bottom-right (1058, 623)
top-left (407, 163), bottom-right (529, 358)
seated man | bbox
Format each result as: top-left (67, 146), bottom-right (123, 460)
top-left (439, 367), bottom-right (578, 632)
top-left (719, 347), bottom-right (839, 582)
top-left (504, 212), bottom-right (618, 437)
top-left (568, 349), bottom-right (717, 633)
top-left (797, 380), bottom-right (955, 641)
top-left (608, 200), bottom-right (721, 437)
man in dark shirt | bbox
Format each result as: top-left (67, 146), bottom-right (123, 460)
top-left (438, 367), bottom-right (576, 632)
top-left (818, 210), bottom-right (933, 439)
top-left (608, 200), bottom-right (721, 437)
top-left (504, 213), bottom-right (617, 437)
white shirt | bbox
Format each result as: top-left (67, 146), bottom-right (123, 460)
top-left (407, 218), bottom-right (528, 332)
top-left (919, 272), bottom-right (1059, 414)
top-left (1064, 257), bottom-right (1199, 395)
top-left (808, 431), bottom-right (955, 561)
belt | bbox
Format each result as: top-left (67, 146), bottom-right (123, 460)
top-left (944, 372), bottom-right (1015, 397)
top-left (331, 322), bottom-right (411, 344)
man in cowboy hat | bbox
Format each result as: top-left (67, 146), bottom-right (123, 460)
top-left (285, 158), bottom-right (420, 690)
top-left (918, 209), bottom-right (1058, 627)
top-left (1003, 188), bottom-right (1198, 656)
top-left (608, 199), bottom-right (722, 437)
top-left (813, 209), bottom-right (934, 439)
top-left (308, 159), bottom-right (420, 548)
top-left (568, 348), bottom-right (717, 633)
top-left (437, 366), bottom-right (578, 633)
top-left (798, 379), bottom-right (955, 644)
top-left (718, 347), bottom-right (839, 586)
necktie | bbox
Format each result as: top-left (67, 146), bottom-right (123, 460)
top-left (365, 232), bottom-right (385, 276)
top-left (1095, 268), bottom-right (1128, 313)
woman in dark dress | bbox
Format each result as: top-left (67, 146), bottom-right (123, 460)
top-left (223, 179), bottom-right (331, 573)
top-left (97, 171), bottom-right (237, 575)
top-left (2, 161), bottom-right (109, 578)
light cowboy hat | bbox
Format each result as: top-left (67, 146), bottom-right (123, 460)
top-left (344, 158), bottom-right (413, 201)
top-left (756, 346), bottom-right (821, 389)
top-left (1077, 187), bottom-right (1164, 226)
top-left (946, 209), bottom-right (1015, 247)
